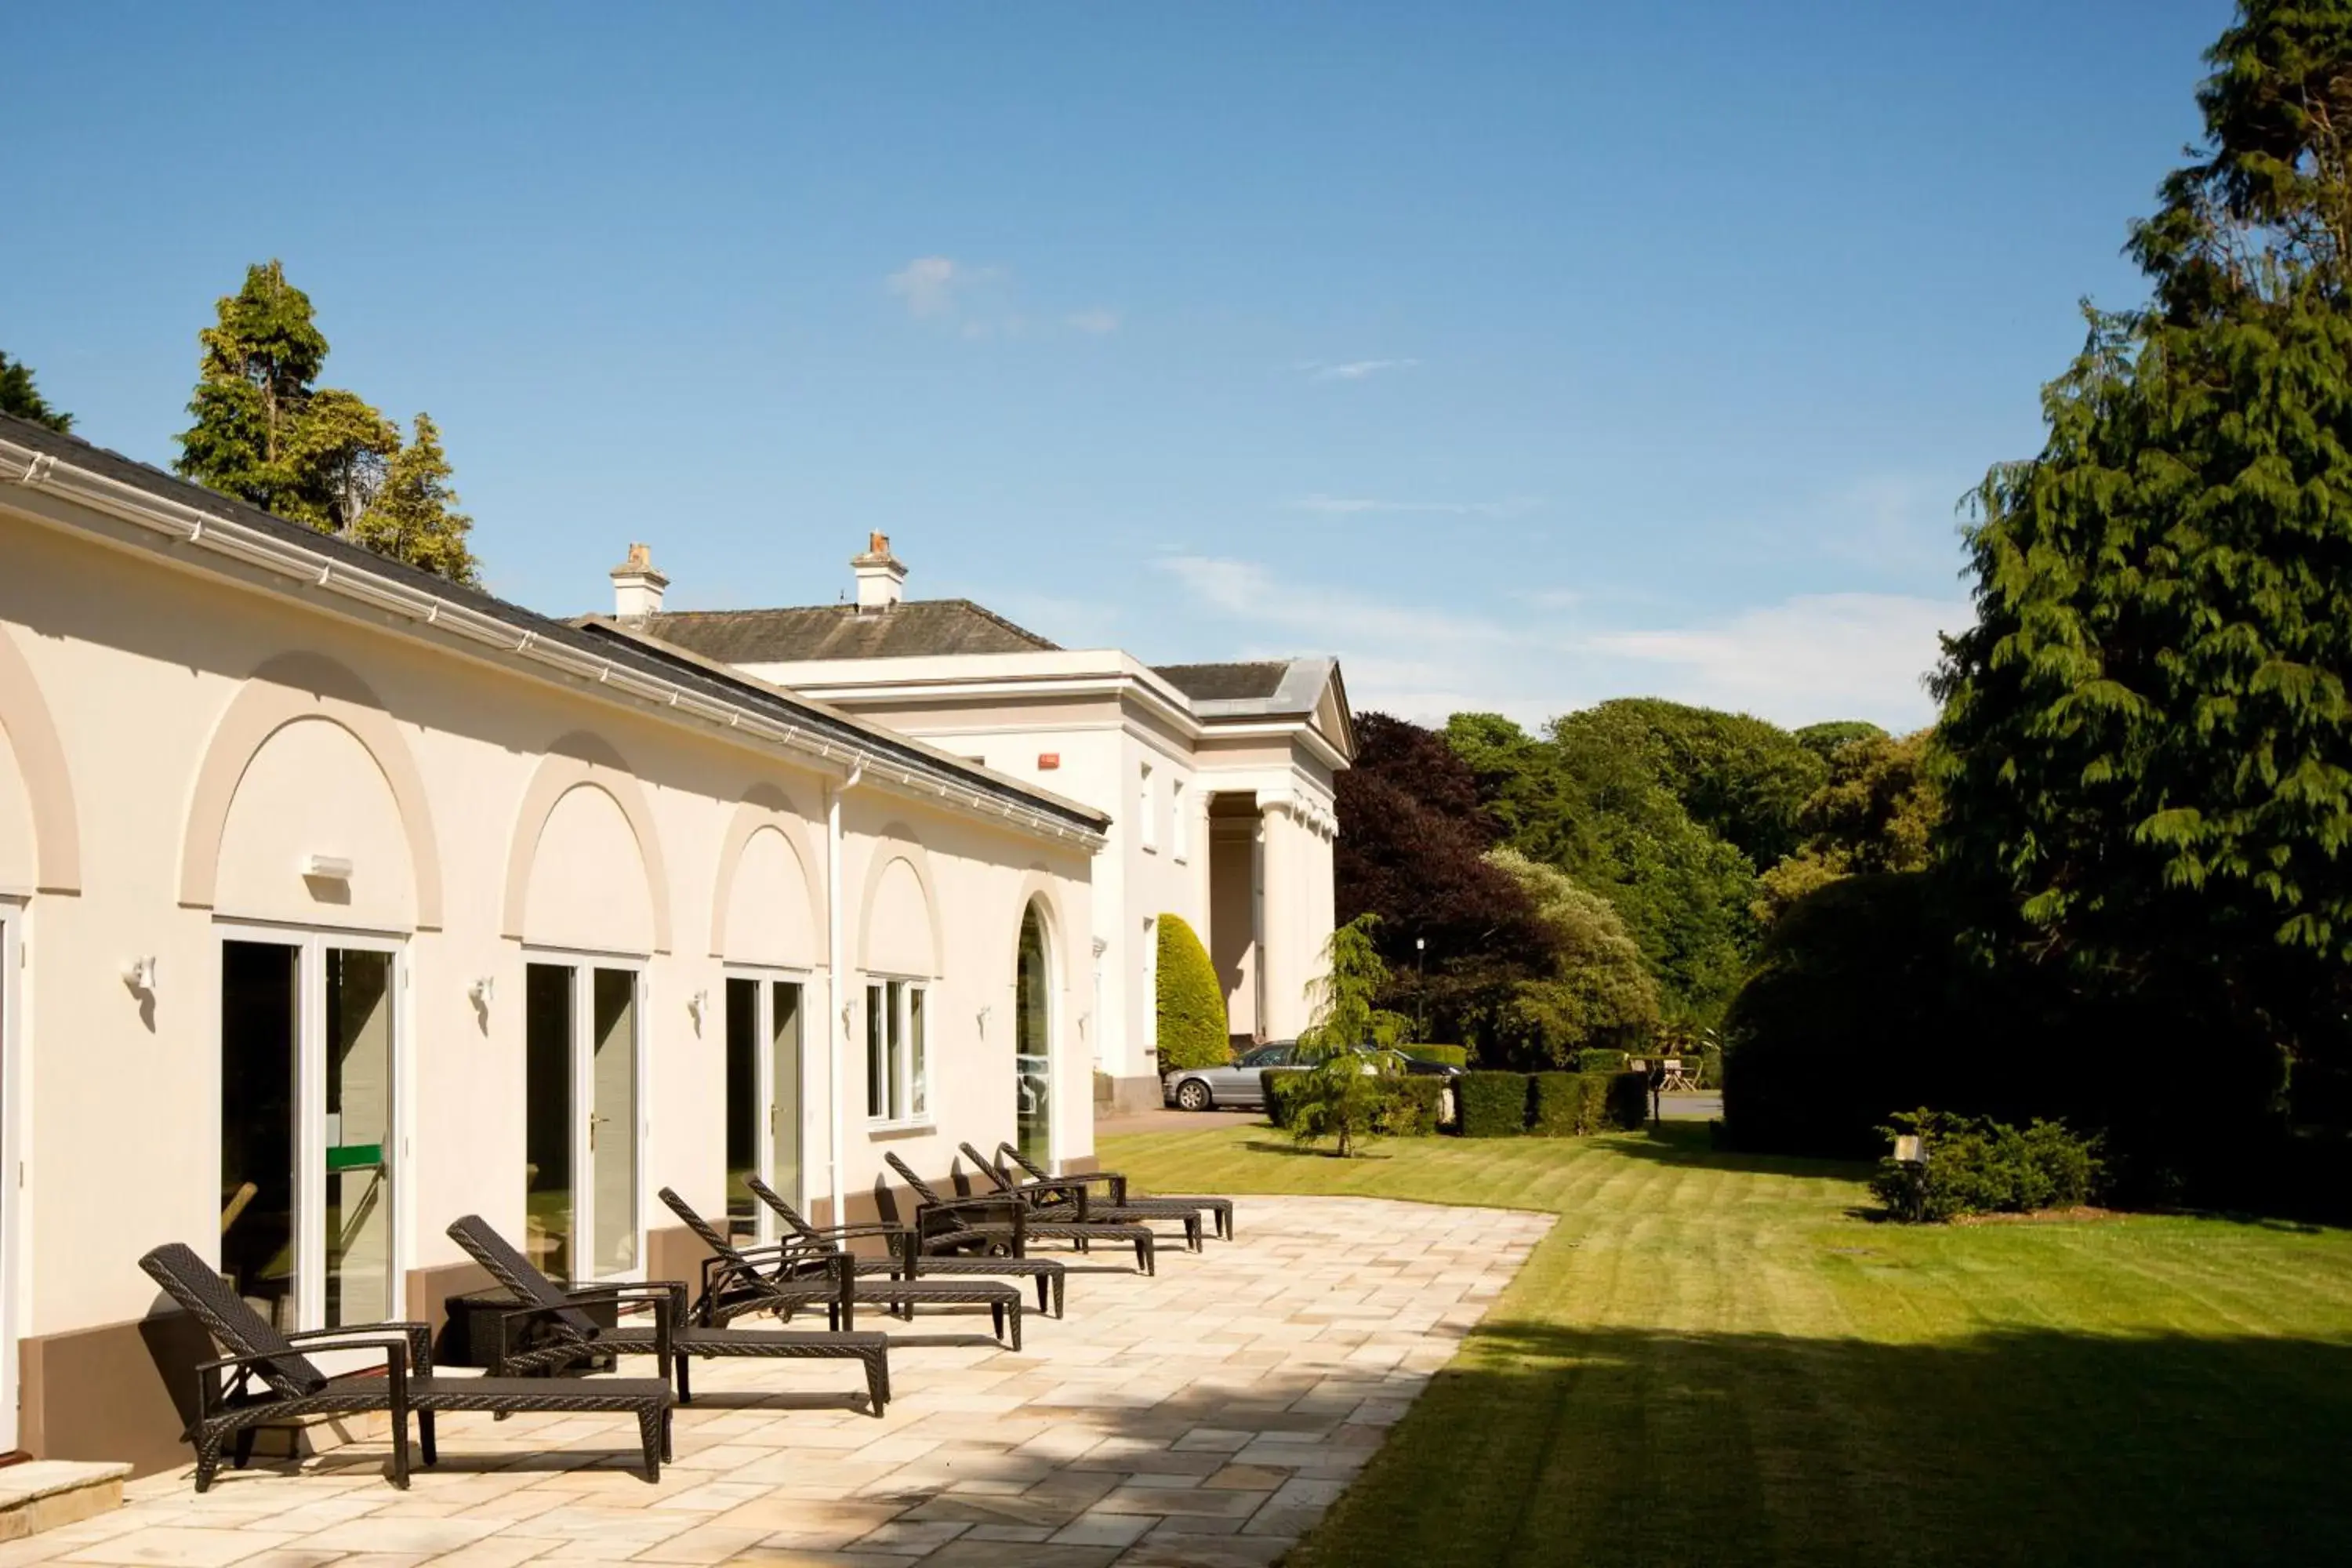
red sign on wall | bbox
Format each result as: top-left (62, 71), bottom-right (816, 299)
top-left (1037, 753), bottom-right (1061, 770)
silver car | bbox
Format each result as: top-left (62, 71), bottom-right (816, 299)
top-left (1163, 1042), bottom-right (1303, 1111)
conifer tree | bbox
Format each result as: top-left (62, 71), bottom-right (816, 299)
top-left (0, 351), bottom-right (72, 432)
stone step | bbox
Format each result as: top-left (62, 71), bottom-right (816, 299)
top-left (0, 1460), bottom-right (132, 1541)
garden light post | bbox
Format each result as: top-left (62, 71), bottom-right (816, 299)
top-left (1414, 937), bottom-right (1426, 1041)
top-left (1892, 1133), bottom-right (1929, 1222)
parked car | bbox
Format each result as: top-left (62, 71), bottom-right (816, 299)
top-left (1163, 1042), bottom-right (1305, 1110)
top-left (1163, 1044), bottom-right (1462, 1110)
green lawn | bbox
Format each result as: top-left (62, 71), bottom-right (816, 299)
top-left (1099, 1121), bottom-right (2352, 1567)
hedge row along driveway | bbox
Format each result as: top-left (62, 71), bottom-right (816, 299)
top-left (1099, 1120), bottom-right (2352, 1567)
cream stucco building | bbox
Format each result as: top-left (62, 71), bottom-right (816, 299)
top-left (0, 415), bottom-right (1105, 1472)
top-left (606, 535), bottom-right (1355, 1112)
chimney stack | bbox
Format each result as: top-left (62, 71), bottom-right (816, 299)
top-left (610, 542), bottom-right (668, 620)
top-left (851, 532), bottom-right (906, 612)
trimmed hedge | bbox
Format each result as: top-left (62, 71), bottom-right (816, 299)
top-left (1156, 914), bottom-right (1230, 1070)
top-left (1575, 1049), bottom-right (1630, 1076)
top-left (1402, 1044), bottom-right (1469, 1069)
top-left (1530, 1073), bottom-right (1604, 1136)
top-left (1606, 1070), bottom-right (1651, 1131)
top-left (1387, 1075), bottom-right (1448, 1135)
top-left (1458, 1072), bottom-right (1531, 1138)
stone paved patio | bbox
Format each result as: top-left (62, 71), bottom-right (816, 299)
top-left (2, 1196), bottom-right (1550, 1567)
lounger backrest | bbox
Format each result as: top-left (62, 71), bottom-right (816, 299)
top-left (445, 1215), bottom-right (600, 1337)
top-left (744, 1175), bottom-right (824, 1245)
top-left (883, 1152), bottom-right (948, 1208)
top-left (998, 1143), bottom-right (1051, 1185)
top-left (656, 1188), bottom-right (747, 1269)
top-left (956, 1143), bottom-right (1018, 1194)
top-left (139, 1242), bottom-right (328, 1398)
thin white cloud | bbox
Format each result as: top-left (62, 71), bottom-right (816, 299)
top-left (1298, 358), bottom-right (1421, 382)
top-left (1153, 554), bottom-right (1964, 732)
top-left (1587, 593), bottom-right (1966, 728)
top-left (1291, 493), bottom-right (1540, 519)
top-left (886, 256), bottom-right (963, 318)
top-left (1065, 308), bottom-right (1120, 336)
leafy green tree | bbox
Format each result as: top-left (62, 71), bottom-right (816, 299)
top-left (1487, 848), bottom-right (1660, 1065)
top-left (1290, 916), bottom-right (1410, 1156)
top-left (1935, 0), bottom-right (2352, 1118)
top-left (0, 351), bottom-right (71, 432)
top-left (1579, 699), bottom-right (1827, 868)
top-left (1755, 730), bottom-right (1940, 923)
top-left (1154, 913), bottom-right (1229, 1070)
top-left (357, 415), bottom-right (477, 585)
top-left (175, 261), bottom-right (477, 583)
top-left (1793, 720), bottom-right (1886, 764)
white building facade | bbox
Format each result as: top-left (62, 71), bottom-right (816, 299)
top-left (608, 535), bottom-right (1353, 1112)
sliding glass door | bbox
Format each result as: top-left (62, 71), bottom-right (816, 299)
top-left (725, 975), bottom-right (804, 1240)
top-left (220, 933), bottom-right (401, 1331)
top-left (524, 960), bottom-right (641, 1279)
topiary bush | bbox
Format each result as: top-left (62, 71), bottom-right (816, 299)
top-left (1402, 1044), bottom-right (1468, 1068)
top-left (1868, 1109), bottom-right (2103, 1221)
top-left (1156, 913), bottom-right (1230, 1071)
top-left (1605, 1071), bottom-right (1651, 1131)
top-left (1458, 1072), bottom-right (1531, 1137)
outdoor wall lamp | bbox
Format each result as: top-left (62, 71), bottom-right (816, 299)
top-left (122, 955), bottom-right (158, 993)
top-left (469, 975), bottom-right (496, 1009)
top-left (304, 853), bottom-right (354, 880)
top-left (688, 989), bottom-right (709, 1033)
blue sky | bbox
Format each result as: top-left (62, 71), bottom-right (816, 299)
top-left (8, 2), bottom-right (2227, 730)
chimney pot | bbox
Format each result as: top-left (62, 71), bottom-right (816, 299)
top-left (851, 534), bottom-right (907, 612)
top-left (611, 542), bottom-right (669, 620)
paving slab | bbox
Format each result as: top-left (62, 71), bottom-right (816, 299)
top-left (84, 1196), bottom-right (1546, 1566)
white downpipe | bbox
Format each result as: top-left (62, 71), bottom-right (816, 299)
top-left (826, 764), bottom-right (863, 1226)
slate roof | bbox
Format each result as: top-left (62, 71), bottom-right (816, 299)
top-left (0, 412), bottom-right (1105, 833)
top-left (643, 601), bottom-right (1060, 663)
top-left (1150, 661), bottom-right (1294, 704)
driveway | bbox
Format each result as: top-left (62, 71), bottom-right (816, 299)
top-left (17, 1196), bottom-right (1551, 1567)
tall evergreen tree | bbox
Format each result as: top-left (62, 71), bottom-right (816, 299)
top-left (1936, 0), bottom-right (2352, 1098)
top-left (0, 351), bottom-right (72, 432)
top-left (174, 262), bottom-right (478, 584)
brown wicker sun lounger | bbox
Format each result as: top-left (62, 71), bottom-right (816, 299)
top-left (445, 1215), bottom-right (891, 1414)
top-left (886, 1152), bottom-right (1156, 1275)
top-left (746, 1175), bottom-right (1067, 1319)
top-left (994, 1141), bottom-right (1234, 1241)
top-left (140, 1242), bottom-right (672, 1490)
top-left (658, 1189), bottom-right (1026, 1350)
top-left (958, 1142), bottom-right (1204, 1250)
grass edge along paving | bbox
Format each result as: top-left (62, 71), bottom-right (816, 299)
top-left (1098, 1121), bottom-right (2352, 1568)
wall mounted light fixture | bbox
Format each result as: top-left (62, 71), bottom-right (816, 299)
top-left (122, 955), bottom-right (158, 993)
top-left (469, 976), bottom-right (496, 1009)
top-left (688, 989), bottom-right (709, 1033)
top-left (304, 854), bottom-right (354, 880)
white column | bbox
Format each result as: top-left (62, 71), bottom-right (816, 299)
top-left (1190, 789), bottom-right (1216, 929)
top-left (1258, 797), bottom-right (1295, 1038)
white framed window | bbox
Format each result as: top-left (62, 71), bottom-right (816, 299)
top-left (1171, 779), bottom-right (1189, 863)
top-left (865, 978), bottom-right (929, 1126)
top-left (1139, 761), bottom-right (1157, 853)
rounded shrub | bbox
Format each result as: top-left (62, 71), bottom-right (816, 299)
top-left (1156, 913), bottom-right (1229, 1071)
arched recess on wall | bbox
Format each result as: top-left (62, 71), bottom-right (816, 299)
top-left (856, 824), bottom-right (946, 978)
top-left (501, 731), bottom-right (673, 953)
top-left (709, 782), bottom-right (825, 964)
top-left (0, 626), bottom-right (80, 895)
top-left (179, 651), bottom-right (441, 926)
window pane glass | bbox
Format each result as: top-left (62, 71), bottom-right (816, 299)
top-left (524, 964), bottom-right (574, 1277)
top-left (323, 949), bottom-right (394, 1327)
top-left (908, 984), bottom-right (927, 1119)
top-left (770, 982), bottom-right (802, 1209)
top-left (724, 978), bottom-right (758, 1240)
top-left (590, 969), bottom-right (638, 1275)
top-left (222, 941), bottom-right (299, 1329)
top-left (866, 983), bottom-right (886, 1119)
top-left (1015, 906), bottom-right (1051, 1163)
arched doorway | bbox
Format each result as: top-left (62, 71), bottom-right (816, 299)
top-left (1015, 902), bottom-right (1052, 1163)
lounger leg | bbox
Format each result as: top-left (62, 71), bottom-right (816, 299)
top-left (1053, 1273), bottom-right (1065, 1319)
top-left (868, 1348), bottom-right (890, 1415)
top-left (390, 1407), bottom-right (412, 1490)
top-left (676, 1352), bottom-right (692, 1405)
top-left (1187, 1216), bottom-right (1203, 1251)
top-left (231, 1427), bottom-right (256, 1471)
top-left (991, 1301), bottom-right (1004, 1344)
top-left (1140, 1237), bottom-right (1155, 1276)
top-left (637, 1407), bottom-right (664, 1482)
top-left (1035, 1275), bottom-right (1049, 1314)
top-left (1008, 1301), bottom-right (1022, 1353)
top-left (193, 1433), bottom-right (221, 1494)
top-left (419, 1411), bottom-right (437, 1468)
